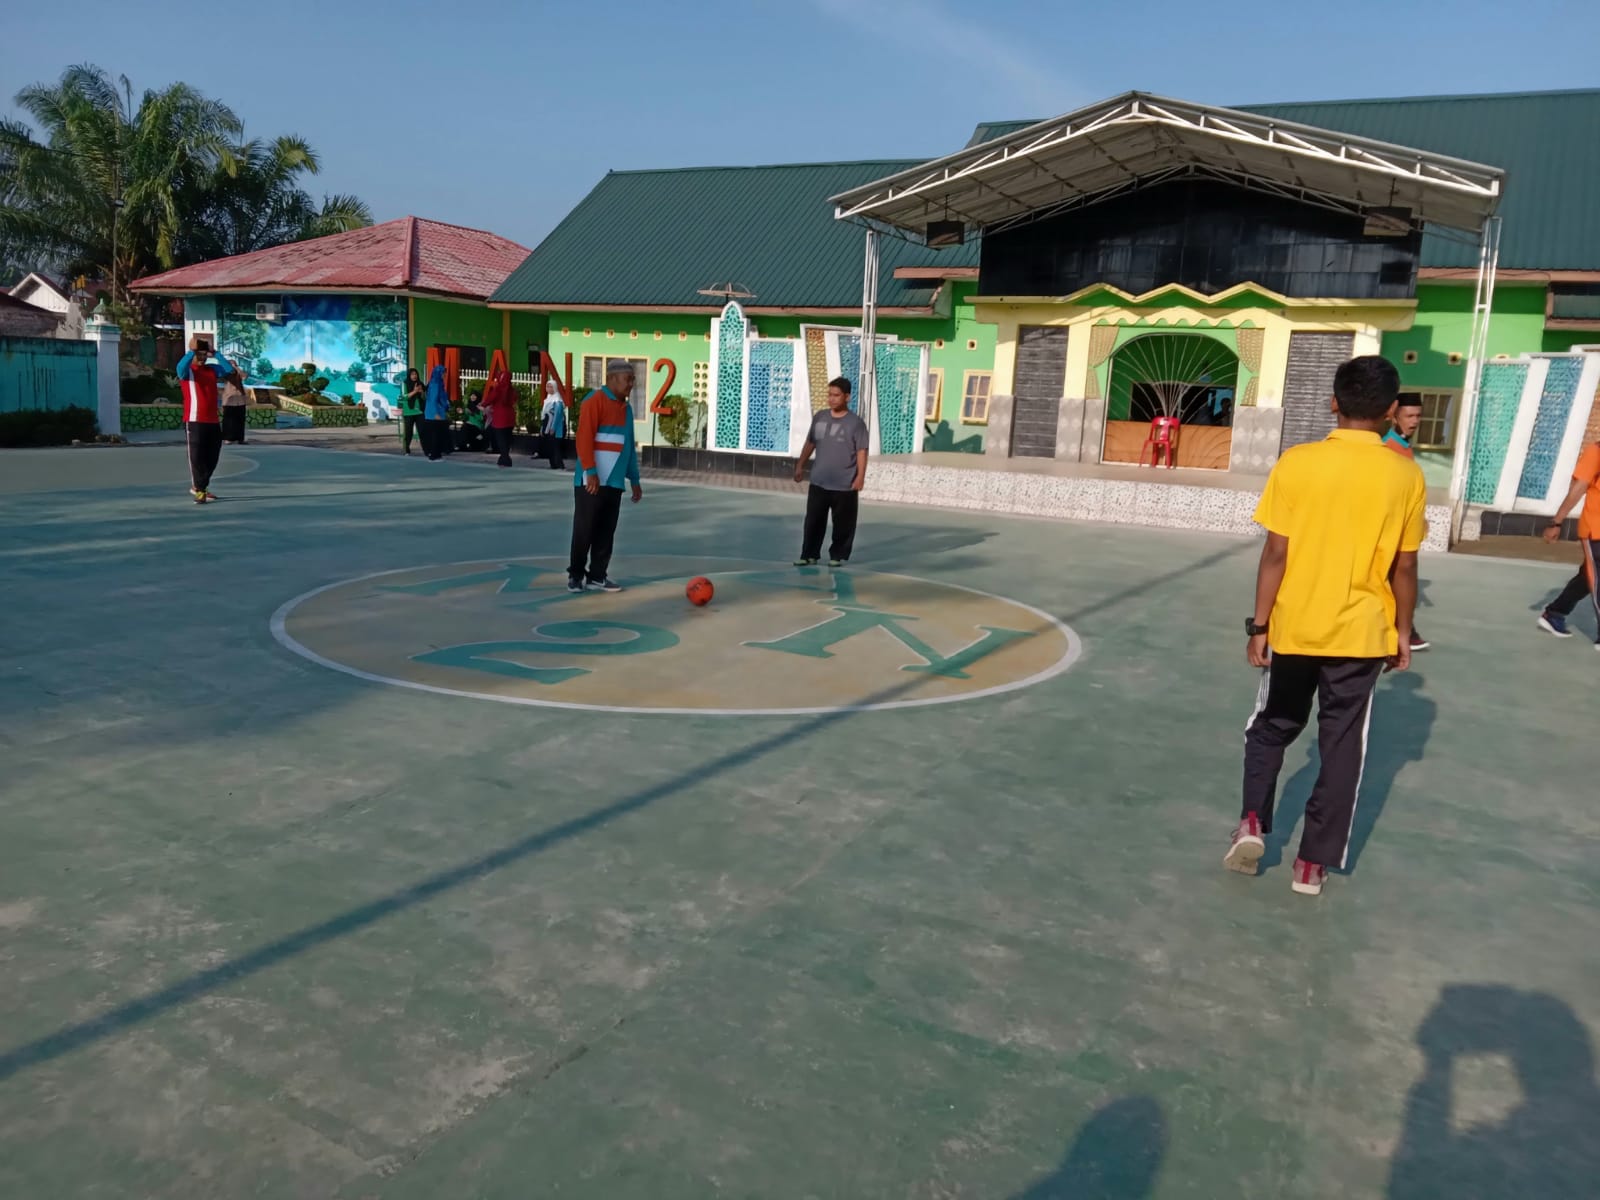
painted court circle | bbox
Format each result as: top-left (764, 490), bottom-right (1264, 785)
top-left (271, 556), bottom-right (1081, 714)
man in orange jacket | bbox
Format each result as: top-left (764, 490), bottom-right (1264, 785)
top-left (568, 360), bottom-right (643, 593)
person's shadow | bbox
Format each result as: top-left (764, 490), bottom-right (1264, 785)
top-left (1009, 1096), bottom-right (1166, 1199)
top-left (1262, 671), bottom-right (1436, 873)
top-left (1388, 985), bottom-right (1600, 1197)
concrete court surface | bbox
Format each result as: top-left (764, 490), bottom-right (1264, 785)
top-left (1, 443), bottom-right (1597, 1199)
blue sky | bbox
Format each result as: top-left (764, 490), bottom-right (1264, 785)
top-left (4, 0), bottom-right (1596, 251)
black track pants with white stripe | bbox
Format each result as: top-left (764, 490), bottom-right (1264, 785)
top-left (1546, 539), bottom-right (1599, 626)
top-left (1242, 654), bottom-right (1386, 868)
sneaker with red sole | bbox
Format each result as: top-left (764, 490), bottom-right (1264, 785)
top-left (1291, 858), bottom-right (1327, 896)
top-left (1223, 814), bottom-right (1265, 875)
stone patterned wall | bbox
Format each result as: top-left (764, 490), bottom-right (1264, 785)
top-left (120, 404), bottom-right (183, 431)
top-left (984, 394), bottom-right (1015, 460)
top-left (1229, 406), bottom-right (1284, 475)
top-left (863, 460), bottom-right (1450, 551)
top-left (1056, 398), bottom-right (1090, 462)
top-left (1080, 396), bottom-right (1106, 464)
top-left (281, 398), bottom-right (368, 427)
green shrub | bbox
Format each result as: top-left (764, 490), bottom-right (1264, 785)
top-left (279, 370), bottom-right (311, 396)
top-left (311, 376), bottom-right (330, 394)
top-left (121, 371), bottom-right (179, 405)
top-left (301, 361), bottom-right (317, 376)
top-left (0, 406), bottom-right (98, 447)
top-left (656, 394), bottom-right (701, 447)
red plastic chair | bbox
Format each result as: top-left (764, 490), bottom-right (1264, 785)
top-left (1141, 415), bottom-right (1180, 468)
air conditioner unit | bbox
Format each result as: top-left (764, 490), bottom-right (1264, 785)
top-left (255, 302), bottom-right (282, 322)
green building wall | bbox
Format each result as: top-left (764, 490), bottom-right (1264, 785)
top-left (1383, 284), bottom-right (1592, 390)
top-left (539, 283), bottom-right (999, 451)
top-left (410, 297), bottom-right (550, 375)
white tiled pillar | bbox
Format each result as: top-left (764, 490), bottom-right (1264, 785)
top-left (87, 308), bottom-right (122, 436)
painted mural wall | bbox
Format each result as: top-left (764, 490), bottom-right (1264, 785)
top-left (217, 294), bottom-right (406, 406)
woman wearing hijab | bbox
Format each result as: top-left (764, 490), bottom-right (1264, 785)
top-left (421, 364), bottom-right (450, 460)
top-left (538, 378), bottom-right (568, 470)
top-left (397, 367), bottom-right (426, 455)
top-left (220, 374), bottom-right (249, 444)
top-left (482, 367), bottom-right (517, 468)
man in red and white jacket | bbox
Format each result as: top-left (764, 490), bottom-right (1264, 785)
top-left (176, 338), bottom-right (238, 504)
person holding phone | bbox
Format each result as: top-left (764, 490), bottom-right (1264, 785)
top-left (397, 367), bottom-right (426, 454)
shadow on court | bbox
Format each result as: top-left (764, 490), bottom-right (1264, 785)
top-left (1010, 1097), bottom-right (1166, 1199)
top-left (1261, 670), bottom-right (1436, 873)
top-left (1387, 985), bottom-right (1600, 1198)
top-left (0, 539), bottom-right (1252, 1083)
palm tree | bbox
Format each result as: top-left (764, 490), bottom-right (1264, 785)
top-left (176, 134), bottom-right (372, 262)
top-left (0, 64), bottom-right (241, 306)
top-left (0, 65), bottom-right (372, 311)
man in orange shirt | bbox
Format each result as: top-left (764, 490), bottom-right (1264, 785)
top-left (1536, 441), bottom-right (1600, 642)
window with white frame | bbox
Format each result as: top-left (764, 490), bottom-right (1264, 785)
top-left (1399, 390), bottom-right (1457, 449)
top-left (923, 368), bottom-right (944, 421)
top-left (582, 355), bottom-right (648, 397)
top-left (961, 371), bottom-right (992, 424)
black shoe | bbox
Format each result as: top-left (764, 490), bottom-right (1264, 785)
top-left (567, 577), bottom-right (586, 594)
top-left (592, 577), bottom-right (624, 593)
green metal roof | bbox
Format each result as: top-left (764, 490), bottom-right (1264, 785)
top-left (1240, 91), bottom-right (1600, 270)
top-left (490, 161), bottom-right (978, 310)
top-left (967, 90), bottom-right (1600, 271)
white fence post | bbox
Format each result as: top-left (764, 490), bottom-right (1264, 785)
top-left (87, 307), bottom-right (121, 436)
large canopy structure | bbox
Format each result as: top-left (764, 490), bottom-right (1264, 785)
top-left (829, 92), bottom-right (1507, 522)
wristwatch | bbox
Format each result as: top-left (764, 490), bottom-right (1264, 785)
top-left (1245, 618), bottom-right (1269, 637)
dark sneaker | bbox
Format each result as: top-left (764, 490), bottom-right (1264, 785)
top-left (593, 578), bottom-right (624, 593)
top-left (1409, 630), bottom-right (1429, 651)
top-left (191, 488), bottom-right (208, 504)
top-left (793, 557), bottom-right (820, 567)
top-left (1291, 858), bottom-right (1328, 896)
top-left (1223, 814), bottom-right (1265, 875)
top-left (1538, 610), bottom-right (1573, 638)
top-left (566, 577), bottom-right (585, 594)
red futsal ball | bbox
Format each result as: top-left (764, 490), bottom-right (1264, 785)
top-left (686, 576), bottom-right (714, 607)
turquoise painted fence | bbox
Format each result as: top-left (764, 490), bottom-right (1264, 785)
top-left (0, 336), bottom-right (97, 414)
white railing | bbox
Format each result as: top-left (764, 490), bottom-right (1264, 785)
top-left (459, 369), bottom-right (542, 387)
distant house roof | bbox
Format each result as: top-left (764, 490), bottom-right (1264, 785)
top-left (9, 272), bottom-right (71, 306)
top-left (0, 291), bottom-right (64, 336)
top-left (490, 162), bottom-right (979, 312)
top-left (966, 89), bottom-right (1600, 272)
top-left (132, 217), bottom-right (531, 300)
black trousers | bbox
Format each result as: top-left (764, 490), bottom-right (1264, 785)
top-left (1547, 539), bottom-right (1598, 624)
top-left (570, 485), bottom-right (624, 582)
top-left (1242, 654), bottom-right (1385, 868)
top-left (399, 412), bottom-right (423, 453)
top-left (185, 421), bottom-right (223, 491)
top-left (539, 432), bottom-right (565, 469)
top-left (220, 405), bottom-right (246, 443)
top-left (420, 418), bottom-right (449, 459)
top-left (801, 485), bottom-right (860, 561)
top-left (489, 426), bottom-right (513, 466)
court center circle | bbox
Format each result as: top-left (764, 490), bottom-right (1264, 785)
top-left (270, 556), bottom-right (1081, 715)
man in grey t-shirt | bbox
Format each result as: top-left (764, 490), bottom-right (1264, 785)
top-left (793, 375), bottom-right (870, 567)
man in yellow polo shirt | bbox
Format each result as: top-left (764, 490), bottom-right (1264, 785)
top-left (1224, 355), bottom-right (1427, 898)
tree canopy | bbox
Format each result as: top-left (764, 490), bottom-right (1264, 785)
top-left (0, 64), bottom-right (372, 308)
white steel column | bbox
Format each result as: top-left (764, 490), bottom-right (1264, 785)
top-left (1449, 215), bottom-right (1502, 539)
top-left (858, 228), bottom-right (880, 432)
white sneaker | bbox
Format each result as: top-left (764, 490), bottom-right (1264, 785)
top-left (1223, 814), bottom-right (1265, 875)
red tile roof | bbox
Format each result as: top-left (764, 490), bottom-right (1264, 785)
top-left (132, 217), bottom-right (530, 300)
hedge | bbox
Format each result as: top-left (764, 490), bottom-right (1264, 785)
top-left (0, 406), bottom-right (99, 447)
